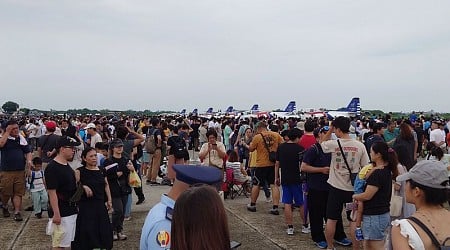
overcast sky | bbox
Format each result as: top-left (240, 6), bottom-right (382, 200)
top-left (1, 1), bottom-right (450, 113)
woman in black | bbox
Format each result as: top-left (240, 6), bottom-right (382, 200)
top-left (72, 147), bottom-right (113, 250)
top-left (102, 139), bottom-right (134, 241)
top-left (353, 142), bottom-right (399, 249)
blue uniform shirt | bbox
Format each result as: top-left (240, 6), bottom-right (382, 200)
top-left (140, 194), bottom-right (175, 250)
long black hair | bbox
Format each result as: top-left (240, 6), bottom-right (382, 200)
top-left (371, 141), bottom-right (399, 180)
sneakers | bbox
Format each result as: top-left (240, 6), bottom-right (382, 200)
top-left (113, 232), bottom-right (119, 241)
top-left (355, 227), bottom-right (364, 241)
top-left (136, 198), bottom-right (145, 205)
top-left (269, 208), bottom-right (279, 215)
top-left (265, 197), bottom-right (272, 203)
top-left (3, 207), bottom-right (10, 218)
top-left (335, 238), bottom-right (352, 246)
top-left (14, 212), bottom-right (23, 222)
top-left (25, 206), bottom-right (34, 211)
top-left (315, 241), bottom-right (328, 249)
top-left (124, 216), bottom-right (131, 221)
top-left (246, 204), bottom-right (256, 212)
top-left (287, 227), bottom-right (294, 235)
top-left (301, 225), bottom-right (311, 234)
top-left (117, 232), bottom-right (127, 240)
top-left (35, 212), bottom-right (42, 219)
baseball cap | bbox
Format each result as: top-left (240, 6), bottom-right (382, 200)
top-left (396, 160), bottom-right (450, 189)
top-left (296, 121), bottom-right (305, 130)
top-left (56, 136), bottom-right (81, 149)
top-left (45, 121), bottom-right (57, 130)
top-left (173, 165), bottom-right (223, 186)
top-left (109, 138), bottom-right (124, 149)
top-left (86, 123), bottom-right (96, 129)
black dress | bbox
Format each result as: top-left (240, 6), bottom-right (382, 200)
top-left (72, 166), bottom-right (113, 250)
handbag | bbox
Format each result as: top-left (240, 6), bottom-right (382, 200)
top-left (128, 170), bottom-right (142, 188)
top-left (260, 133), bottom-right (276, 163)
top-left (389, 182), bottom-right (402, 217)
top-left (337, 140), bottom-right (357, 186)
top-left (69, 182), bottom-right (84, 205)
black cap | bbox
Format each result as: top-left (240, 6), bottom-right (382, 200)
top-left (173, 164), bottom-right (223, 185)
top-left (56, 136), bottom-right (81, 149)
top-left (109, 138), bottom-right (124, 149)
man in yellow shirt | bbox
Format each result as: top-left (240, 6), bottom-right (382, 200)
top-left (247, 121), bottom-right (283, 215)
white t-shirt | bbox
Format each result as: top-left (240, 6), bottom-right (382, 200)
top-left (321, 138), bottom-right (370, 192)
top-left (29, 170), bottom-right (46, 192)
top-left (200, 141), bottom-right (226, 168)
top-left (90, 133), bottom-right (103, 148)
top-left (430, 128), bottom-right (445, 148)
top-left (26, 123), bottom-right (38, 138)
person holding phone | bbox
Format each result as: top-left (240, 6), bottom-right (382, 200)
top-left (199, 129), bottom-right (226, 168)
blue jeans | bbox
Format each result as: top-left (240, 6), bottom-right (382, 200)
top-left (124, 193), bottom-right (132, 217)
top-left (31, 189), bottom-right (48, 214)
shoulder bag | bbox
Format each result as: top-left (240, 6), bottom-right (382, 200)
top-left (337, 139), bottom-right (357, 186)
top-left (260, 133), bottom-right (276, 163)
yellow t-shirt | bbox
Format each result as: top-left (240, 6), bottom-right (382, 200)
top-left (249, 131), bottom-right (283, 167)
top-left (249, 151), bottom-right (257, 168)
top-left (358, 164), bottom-right (373, 179)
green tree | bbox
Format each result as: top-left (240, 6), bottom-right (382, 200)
top-left (2, 101), bottom-right (19, 114)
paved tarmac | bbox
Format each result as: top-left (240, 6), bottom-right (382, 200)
top-left (0, 180), bottom-right (358, 250)
top-left (0, 152), bottom-right (356, 249)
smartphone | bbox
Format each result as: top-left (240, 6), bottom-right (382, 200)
top-left (345, 202), bottom-right (357, 211)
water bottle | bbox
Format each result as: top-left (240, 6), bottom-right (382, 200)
top-left (355, 227), bottom-right (364, 241)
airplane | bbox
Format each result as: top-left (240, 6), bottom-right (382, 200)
top-left (270, 101), bottom-right (300, 119)
top-left (304, 97), bottom-right (361, 119)
top-left (238, 104), bottom-right (267, 120)
top-left (198, 107), bottom-right (214, 119)
top-left (215, 106), bottom-right (237, 118)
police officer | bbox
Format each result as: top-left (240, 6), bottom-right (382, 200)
top-left (140, 164), bottom-right (222, 250)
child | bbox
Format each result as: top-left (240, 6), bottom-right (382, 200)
top-left (28, 157), bottom-right (48, 219)
top-left (225, 150), bottom-right (251, 184)
top-left (351, 163), bottom-right (374, 240)
top-left (95, 142), bottom-right (109, 167)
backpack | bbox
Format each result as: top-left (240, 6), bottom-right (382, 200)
top-left (173, 136), bottom-right (187, 159)
top-left (299, 143), bottom-right (321, 183)
top-left (28, 170), bottom-right (44, 190)
top-left (145, 129), bottom-right (157, 154)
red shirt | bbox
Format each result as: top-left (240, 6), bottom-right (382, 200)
top-left (298, 134), bottom-right (316, 150)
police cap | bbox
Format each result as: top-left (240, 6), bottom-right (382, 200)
top-left (173, 164), bottom-right (222, 185)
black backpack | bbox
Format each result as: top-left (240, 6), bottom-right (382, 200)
top-left (173, 136), bottom-right (187, 159)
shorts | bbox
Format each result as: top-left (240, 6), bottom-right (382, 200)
top-left (48, 214), bottom-right (77, 248)
top-left (362, 212), bottom-right (390, 240)
top-left (141, 152), bottom-right (150, 163)
top-left (253, 166), bottom-right (275, 186)
top-left (326, 186), bottom-right (353, 220)
top-left (282, 184), bottom-right (303, 205)
top-left (0, 171), bottom-right (26, 197)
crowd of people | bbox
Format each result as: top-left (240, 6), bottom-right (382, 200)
top-left (0, 111), bottom-right (449, 249)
